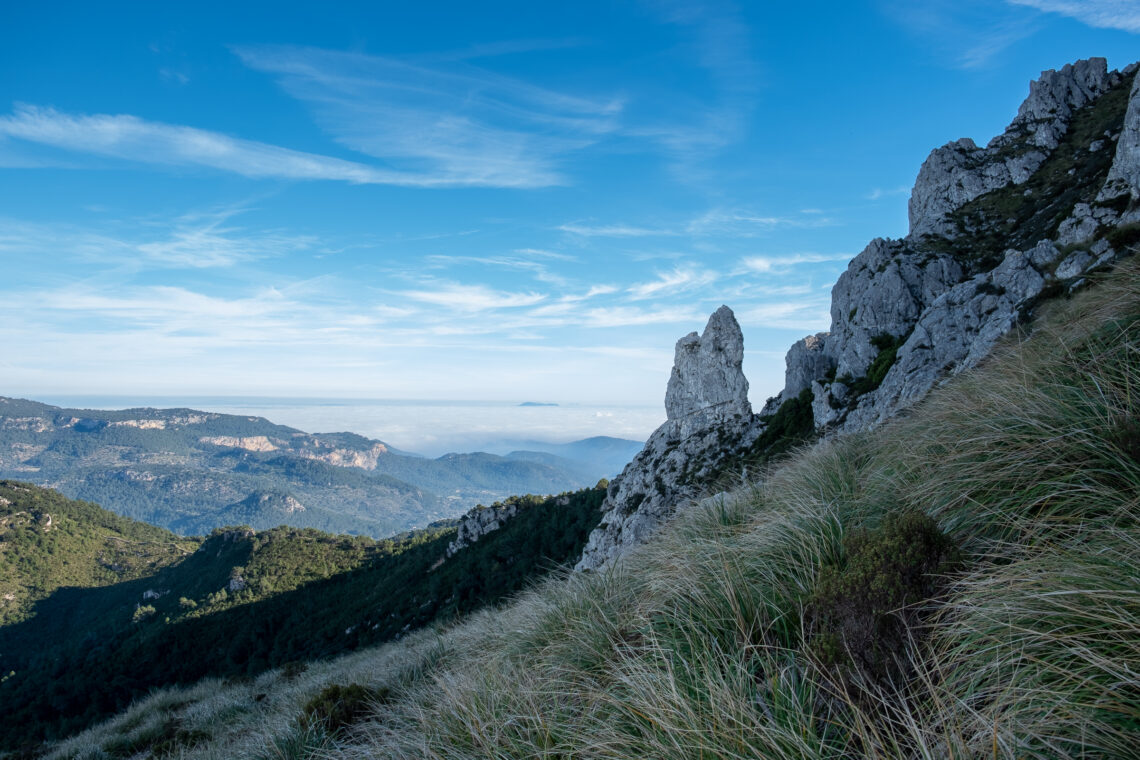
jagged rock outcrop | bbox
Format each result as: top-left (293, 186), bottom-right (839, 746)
top-left (783, 333), bottom-right (833, 398)
top-left (909, 58), bottom-right (1113, 238)
top-left (825, 238), bottom-right (964, 379)
top-left (446, 501), bottom-right (521, 557)
top-left (575, 307), bottom-right (762, 571)
top-left (790, 57), bottom-right (1139, 435)
top-left (1099, 64), bottom-right (1140, 205)
top-left (572, 57), bottom-right (1140, 572)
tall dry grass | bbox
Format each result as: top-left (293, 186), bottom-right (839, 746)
top-left (39, 261), bottom-right (1140, 760)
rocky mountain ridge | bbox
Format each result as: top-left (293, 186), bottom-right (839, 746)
top-left (575, 57), bottom-right (1140, 570)
top-left (0, 397), bottom-right (607, 537)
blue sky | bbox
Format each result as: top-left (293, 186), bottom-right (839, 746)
top-left (2, 0), bottom-right (1138, 407)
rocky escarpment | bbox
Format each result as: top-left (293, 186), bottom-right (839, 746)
top-left (787, 56), bottom-right (1140, 435)
top-left (909, 58), bottom-right (1115, 238)
top-left (446, 501), bottom-right (521, 557)
top-left (574, 57), bottom-right (1140, 571)
top-left (575, 307), bottom-right (763, 571)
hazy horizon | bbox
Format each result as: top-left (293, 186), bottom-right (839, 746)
top-left (27, 393), bottom-right (663, 457)
top-left (3, 2), bottom-right (1138, 407)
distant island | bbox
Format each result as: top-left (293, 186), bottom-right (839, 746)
top-left (519, 401), bottom-right (559, 407)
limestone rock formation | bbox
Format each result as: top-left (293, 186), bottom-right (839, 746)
top-left (909, 58), bottom-right (1113, 238)
top-left (782, 333), bottom-right (833, 399)
top-left (565, 56), bottom-right (1135, 574)
top-left (784, 57), bottom-right (1139, 436)
top-left (1100, 64), bottom-right (1140, 204)
top-left (664, 305), bottom-right (751, 434)
top-left (571, 57), bottom-right (1140, 572)
top-left (446, 501), bottom-right (521, 557)
top-left (575, 307), bottom-right (762, 571)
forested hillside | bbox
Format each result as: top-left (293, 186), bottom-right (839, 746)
top-left (0, 481), bottom-right (607, 750)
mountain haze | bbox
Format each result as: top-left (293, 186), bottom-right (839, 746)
top-left (6, 55), bottom-right (1140, 759)
top-left (0, 398), bottom-right (615, 537)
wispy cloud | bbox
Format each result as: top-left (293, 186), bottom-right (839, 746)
top-left (685, 209), bottom-right (836, 235)
top-left (39, 285), bottom-right (289, 322)
top-left (1006, 0), bottom-right (1140, 32)
top-left (397, 282), bottom-right (547, 312)
top-left (233, 44), bottom-right (622, 188)
top-left (866, 185), bottom-right (910, 201)
top-left (0, 105), bottom-right (460, 186)
top-left (739, 252), bottom-right (853, 273)
top-left (627, 266), bottom-right (717, 299)
top-left (159, 68), bottom-right (190, 85)
top-left (634, 1), bottom-right (759, 161)
top-left (423, 252), bottom-right (572, 286)
top-left (0, 209), bottom-right (316, 269)
top-left (560, 208), bottom-right (832, 239)
top-left (578, 305), bottom-right (705, 328)
top-left (558, 222), bottom-right (676, 238)
top-left (738, 298), bottom-right (832, 331)
top-left (881, 0), bottom-right (1041, 69)
top-left (135, 209), bottom-right (316, 267)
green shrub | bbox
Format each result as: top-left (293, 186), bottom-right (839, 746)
top-left (806, 510), bottom-right (959, 686)
top-left (1107, 221), bottom-right (1140, 251)
top-left (846, 332), bottom-right (909, 397)
top-left (130, 605), bottom-right (156, 623)
top-left (280, 661), bottom-right (308, 681)
top-left (298, 682), bottom-right (391, 734)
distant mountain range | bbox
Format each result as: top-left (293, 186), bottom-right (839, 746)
top-left (0, 396), bottom-right (640, 537)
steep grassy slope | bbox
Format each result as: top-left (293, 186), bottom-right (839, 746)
top-left (39, 260), bottom-right (1140, 760)
top-left (0, 483), bottom-right (606, 751)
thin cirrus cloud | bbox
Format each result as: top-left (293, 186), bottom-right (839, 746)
top-left (557, 222), bottom-right (677, 238)
top-left (232, 44), bottom-right (624, 189)
top-left (627, 267), bottom-right (718, 300)
top-left (881, 0), bottom-right (1042, 70)
top-left (740, 252), bottom-right (854, 274)
top-left (559, 209), bottom-right (833, 239)
top-left (35, 284), bottom-right (295, 328)
top-left (396, 282), bottom-right (548, 312)
top-left (866, 185), bottom-right (910, 201)
top-left (0, 104), bottom-right (451, 186)
top-left (1006, 0), bottom-right (1140, 32)
top-left (0, 210), bottom-right (316, 269)
top-left (738, 298), bottom-right (832, 331)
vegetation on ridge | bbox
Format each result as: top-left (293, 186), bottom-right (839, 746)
top-left (0, 483), bottom-right (606, 750)
top-left (31, 252), bottom-right (1140, 760)
top-left (919, 69), bottom-right (1136, 270)
top-left (0, 399), bottom-right (604, 539)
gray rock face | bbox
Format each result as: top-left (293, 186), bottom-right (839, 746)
top-left (908, 58), bottom-right (1112, 238)
top-left (446, 501), bottom-right (521, 558)
top-left (571, 57), bottom-right (1139, 575)
top-left (575, 307), bottom-right (761, 571)
top-left (1056, 202), bottom-right (1120, 247)
top-left (664, 305), bottom-right (751, 436)
top-left (908, 139), bottom-right (1045, 238)
top-left (825, 238), bottom-right (964, 379)
top-left (788, 58), bottom-right (1136, 437)
top-left (1013, 58), bottom-right (1112, 147)
top-left (1099, 69), bottom-right (1140, 201)
top-left (783, 333), bottom-right (834, 398)
top-left (843, 249), bottom-right (1046, 430)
